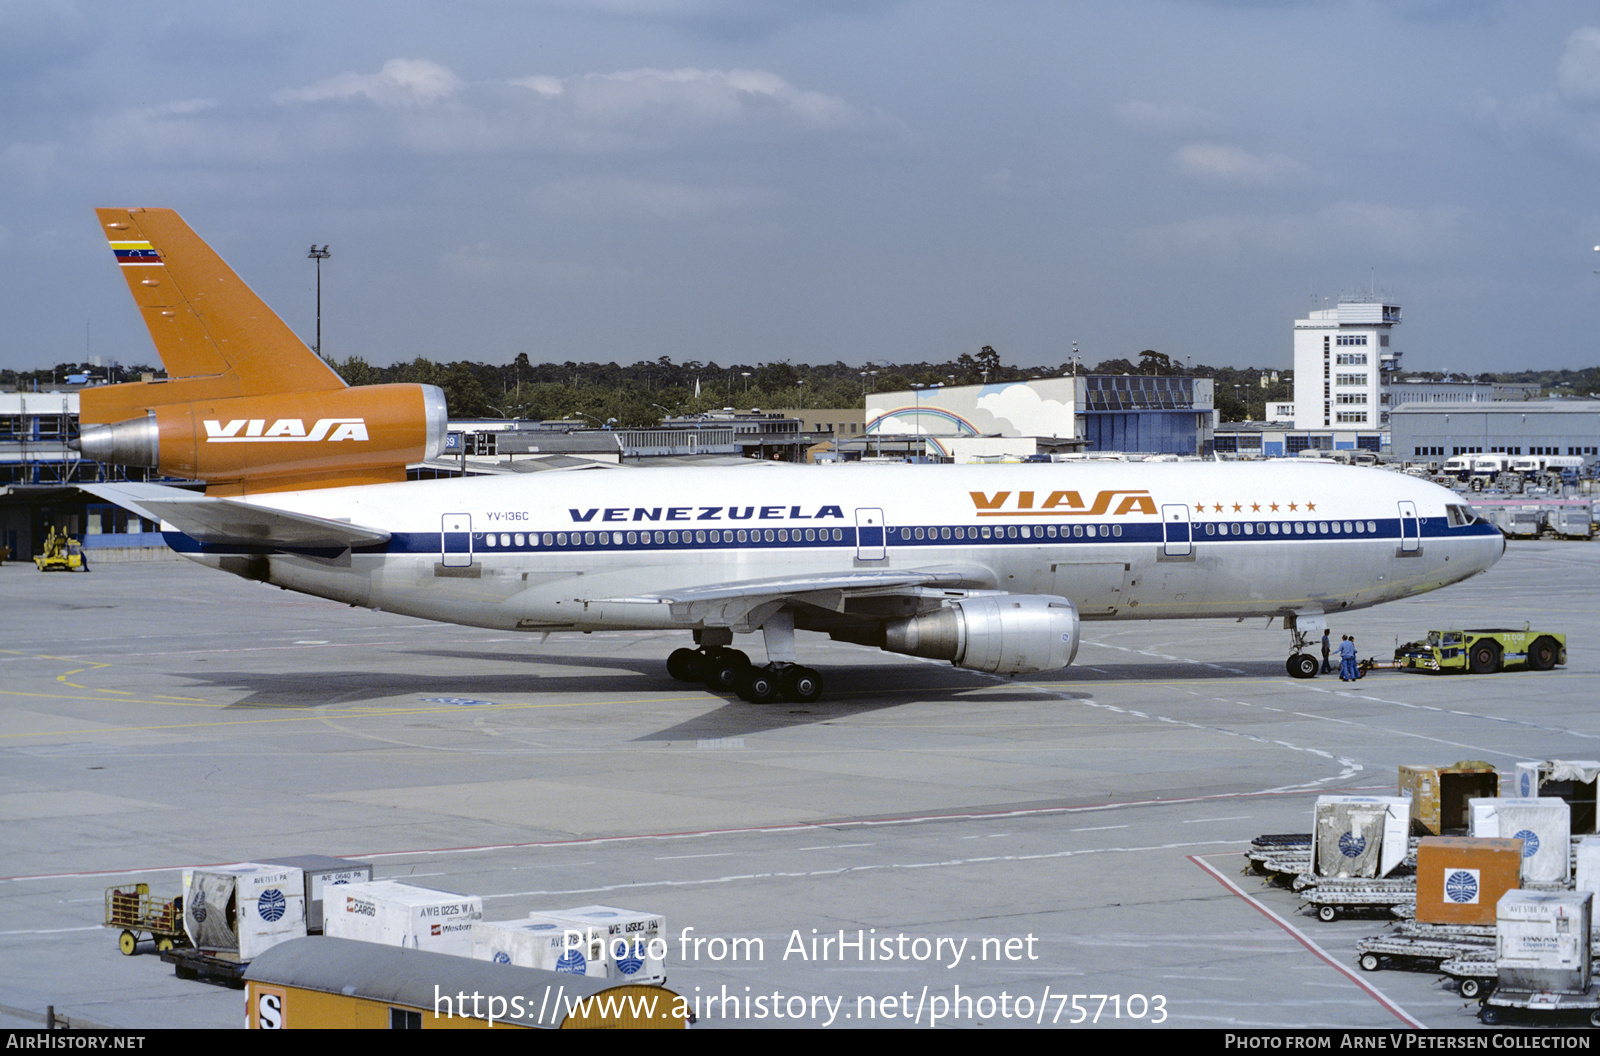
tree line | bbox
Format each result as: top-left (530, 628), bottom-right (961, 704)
top-left (6, 350), bottom-right (1594, 429)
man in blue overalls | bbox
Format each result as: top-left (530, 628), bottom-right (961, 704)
top-left (1339, 635), bottom-right (1358, 681)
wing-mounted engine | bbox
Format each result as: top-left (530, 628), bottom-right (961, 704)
top-left (860, 594), bottom-right (1082, 675)
top-left (78, 383), bottom-right (448, 495)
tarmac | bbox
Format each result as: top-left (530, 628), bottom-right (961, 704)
top-left (0, 539), bottom-right (1594, 1030)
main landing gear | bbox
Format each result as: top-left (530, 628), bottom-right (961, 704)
top-left (666, 613), bottom-right (825, 704)
top-left (666, 646), bottom-right (825, 704)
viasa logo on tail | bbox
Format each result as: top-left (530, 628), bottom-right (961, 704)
top-left (970, 489), bottom-right (1158, 517)
top-left (204, 418), bottom-right (370, 443)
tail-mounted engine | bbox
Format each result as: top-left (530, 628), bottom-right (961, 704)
top-left (78, 383), bottom-right (448, 494)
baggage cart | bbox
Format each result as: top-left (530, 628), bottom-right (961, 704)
top-left (104, 883), bottom-right (188, 956)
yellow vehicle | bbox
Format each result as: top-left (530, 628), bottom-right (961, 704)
top-left (34, 527), bottom-right (87, 572)
top-left (105, 883), bottom-right (188, 955)
top-left (1395, 628), bottom-right (1565, 674)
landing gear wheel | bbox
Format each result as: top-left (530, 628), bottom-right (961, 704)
top-left (778, 666), bottom-right (824, 703)
top-left (119, 930), bottom-right (138, 956)
top-left (737, 667), bottom-right (779, 704)
top-left (667, 648), bottom-right (705, 682)
top-left (1457, 977), bottom-right (1480, 999)
top-left (1527, 636), bottom-right (1560, 671)
top-left (703, 648), bottom-right (750, 692)
top-left (1317, 905), bottom-right (1338, 923)
top-left (1359, 953), bottom-right (1380, 972)
top-left (1288, 654), bottom-right (1319, 679)
top-left (1468, 641), bottom-right (1500, 674)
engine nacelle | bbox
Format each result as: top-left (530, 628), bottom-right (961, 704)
top-left (881, 594), bottom-right (1081, 675)
top-left (78, 383), bottom-right (448, 491)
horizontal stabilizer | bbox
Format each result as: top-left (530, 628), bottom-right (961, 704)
top-left (81, 483), bottom-right (390, 549)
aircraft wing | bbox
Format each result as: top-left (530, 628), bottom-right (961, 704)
top-left (599, 567), bottom-right (988, 605)
top-left (80, 482), bottom-right (390, 549)
top-left (589, 564), bottom-right (997, 628)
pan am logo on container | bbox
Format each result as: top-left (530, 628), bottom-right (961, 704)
top-left (1444, 869), bottom-right (1480, 905)
top-left (258, 888), bottom-right (287, 922)
top-left (1338, 832), bottom-right (1367, 858)
top-left (1515, 829), bottom-right (1539, 857)
top-left (617, 940), bottom-right (645, 976)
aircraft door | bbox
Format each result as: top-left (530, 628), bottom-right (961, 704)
top-left (1397, 500), bottom-right (1420, 553)
top-left (856, 508), bottom-right (886, 560)
top-left (1161, 504), bottom-right (1193, 557)
top-left (441, 513), bottom-right (473, 567)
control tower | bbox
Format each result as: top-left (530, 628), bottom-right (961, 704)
top-left (1291, 296), bottom-right (1401, 432)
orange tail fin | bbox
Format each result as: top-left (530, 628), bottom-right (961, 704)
top-left (82, 209), bottom-right (446, 495)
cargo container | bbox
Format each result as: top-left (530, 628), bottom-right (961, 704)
top-left (1413, 837), bottom-right (1523, 926)
top-left (1468, 797), bottom-right (1572, 884)
top-left (253, 855), bottom-right (374, 933)
top-left (1512, 760), bottom-right (1600, 833)
top-left (1312, 796), bottom-right (1409, 879)
top-left (1398, 761), bottom-right (1498, 836)
top-left (1496, 890), bottom-right (1592, 995)
top-left (1556, 507), bottom-right (1594, 539)
top-left (1579, 838), bottom-right (1600, 900)
top-left (184, 863), bottom-right (307, 961)
top-left (323, 880), bottom-right (482, 957)
top-left (537, 906), bottom-right (668, 986)
top-left (473, 918), bottom-right (603, 976)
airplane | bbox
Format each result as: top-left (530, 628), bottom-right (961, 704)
top-left (78, 208), bottom-right (1507, 703)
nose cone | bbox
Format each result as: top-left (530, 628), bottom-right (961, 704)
top-left (1473, 526), bottom-right (1506, 577)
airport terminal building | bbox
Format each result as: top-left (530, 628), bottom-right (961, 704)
top-left (865, 375), bottom-right (1215, 459)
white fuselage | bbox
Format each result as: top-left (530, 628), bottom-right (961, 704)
top-left (170, 462), bottom-right (1504, 640)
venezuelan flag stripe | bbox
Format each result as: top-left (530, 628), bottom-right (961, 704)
top-left (109, 240), bottom-right (162, 265)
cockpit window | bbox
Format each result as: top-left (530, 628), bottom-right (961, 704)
top-left (1445, 504), bottom-right (1480, 527)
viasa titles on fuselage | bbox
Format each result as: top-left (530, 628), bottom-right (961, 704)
top-left (79, 208), bottom-right (1506, 703)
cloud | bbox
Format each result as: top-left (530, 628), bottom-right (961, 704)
top-left (1558, 27), bottom-right (1600, 107)
top-left (1172, 143), bottom-right (1309, 185)
top-left (268, 60), bottom-right (884, 155)
top-left (273, 58), bottom-right (466, 107)
top-left (513, 67), bottom-right (871, 133)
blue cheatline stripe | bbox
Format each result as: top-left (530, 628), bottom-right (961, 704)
top-left (163, 517), bottom-right (1497, 558)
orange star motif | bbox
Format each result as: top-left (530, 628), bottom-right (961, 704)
top-left (1231, 503), bottom-right (1242, 512)
top-left (1269, 503), bottom-right (1280, 512)
top-left (1306, 502), bottom-right (1316, 511)
top-left (1250, 503), bottom-right (1261, 512)
top-left (1288, 503), bottom-right (1298, 511)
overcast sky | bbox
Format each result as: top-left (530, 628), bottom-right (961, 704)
top-left (5, 0), bottom-right (1600, 378)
